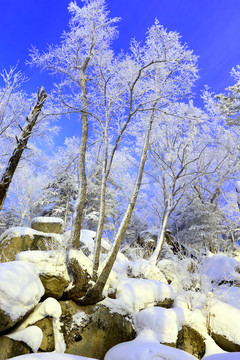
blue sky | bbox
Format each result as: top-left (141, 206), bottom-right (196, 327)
top-left (0, 0), bottom-right (240, 141)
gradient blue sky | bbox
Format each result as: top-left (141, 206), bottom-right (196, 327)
top-left (0, 0), bottom-right (240, 140)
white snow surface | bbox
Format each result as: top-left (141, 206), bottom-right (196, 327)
top-left (208, 299), bottom-right (240, 345)
top-left (69, 249), bottom-right (93, 274)
top-left (0, 261), bottom-right (44, 321)
top-left (116, 278), bottom-right (174, 312)
top-left (7, 326), bottom-right (43, 353)
top-left (32, 216), bottom-right (64, 224)
top-left (128, 259), bottom-right (167, 282)
top-left (16, 250), bottom-right (70, 282)
top-left (200, 253), bottom-right (240, 284)
top-left (10, 354), bottom-right (98, 360)
top-left (80, 229), bottom-right (111, 253)
top-left (13, 297), bottom-right (65, 353)
top-left (104, 329), bottom-right (198, 360)
top-left (0, 226), bottom-right (62, 242)
top-left (202, 335), bottom-right (227, 358)
top-left (135, 306), bottom-right (184, 343)
top-left (203, 354), bottom-right (240, 360)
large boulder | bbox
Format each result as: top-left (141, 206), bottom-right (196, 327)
top-left (60, 300), bottom-right (135, 360)
top-left (16, 251), bottom-right (70, 299)
top-left (31, 217), bottom-right (64, 235)
top-left (0, 336), bottom-right (31, 360)
top-left (0, 227), bottom-right (62, 263)
top-left (208, 300), bottom-right (240, 351)
top-left (34, 317), bottom-right (55, 352)
top-left (177, 325), bottom-right (205, 359)
top-left (0, 261), bottom-right (44, 332)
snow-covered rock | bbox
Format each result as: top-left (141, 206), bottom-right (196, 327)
top-left (104, 329), bottom-right (198, 360)
top-left (0, 261), bottom-right (44, 332)
top-left (116, 278), bottom-right (175, 312)
top-left (12, 297), bottom-right (65, 353)
top-left (10, 354), bottom-right (98, 360)
top-left (134, 306), bottom-right (183, 344)
top-left (60, 300), bottom-right (134, 359)
top-left (208, 299), bottom-right (240, 351)
top-left (200, 253), bottom-right (240, 286)
top-left (0, 227), bottom-right (62, 262)
top-left (16, 250), bottom-right (70, 299)
top-left (0, 335), bottom-right (31, 359)
top-left (203, 354), bottom-right (240, 360)
top-left (31, 216), bottom-right (64, 234)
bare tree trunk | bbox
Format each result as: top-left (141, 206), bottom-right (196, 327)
top-left (92, 128), bottom-right (109, 281)
top-left (150, 208), bottom-right (171, 264)
top-left (79, 106), bottom-right (156, 305)
top-left (64, 188), bottom-right (70, 232)
top-left (71, 73), bottom-right (88, 249)
top-left (92, 174), bottom-right (107, 281)
top-left (0, 87), bottom-right (47, 211)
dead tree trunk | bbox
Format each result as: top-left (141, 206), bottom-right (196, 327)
top-left (0, 87), bottom-right (47, 211)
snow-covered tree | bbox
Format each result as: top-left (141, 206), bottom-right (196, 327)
top-left (28, 0), bottom-right (198, 304)
top-left (28, 0), bottom-right (120, 248)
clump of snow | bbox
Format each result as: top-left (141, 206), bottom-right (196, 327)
top-left (80, 229), bottom-right (111, 253)
top-left (213, 285), bottom-right (240, 310)
top-left (69, 249), bottom-right (93, 274)
top-left (0, 261), bottom-right (44, 321)
top-left (7, 326), bottom-right (43, 352)
top-left (200, 253), bottom-right (240, 284)
top-left (14, 297), bottom-right (65, 353)
top-left (104, 329), bottom-right (198, 360)
top-left (71, 311), bottom-right (90, 330)
top-left (135, 306), bottom-right (184, 344)
top-left (16, 250), bottom-right (70, 282)
top-left (202, 335), bottom-right (227, 358)
top-left (116, 278), bottom-right (174, 312)
top-left (128, 259), bottom-right (167, 282)
top-left (204, 354), bottom-right (240, 360)
top-left (32, 216), bottom-right (64, 224)
top-left (10, 354), bottom-right (98, 360)
top-left (157, 257), bottom-right (200, 291)
top-left (0, 226), bottom-right (36, 242)
top-left (208, 299), bottom-right (240, 346)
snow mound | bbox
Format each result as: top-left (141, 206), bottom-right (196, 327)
top-left (10, 354), bottom-right (98, 360)
top-left (128, 259), bottom-right (167, 282)
top-left (14, 297), bottom-right (65, 353)
top-left (208, 299), bottom-right (240, 345)
top-left (202, 335), bottom-right (227, 358)
top-left (104, 329), bottom-right (198, 360)
top-left (116, 278), bottom-right (174, 312)
top-left (0, 261), bottom-right (44, 321)
top-left (203, 354), bottom-right (240, 360)
top-left (135, 306), bottom-right (184, 344)
top-left (200, 253), bottom-right (240, 284)
top-left (7, 326), bottom-right (43, 352)
top-left (16, 250), bottom-right (70, 282)
top-left (32, 216), bottom-right (64, 224)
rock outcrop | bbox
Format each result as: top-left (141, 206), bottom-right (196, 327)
top-left (0, 261), bottom-right (44, 332)
top-left (0, 336), bottom-right (31, 360)
top-left (0, 227), bottom-right (62, 263)
top-left (177, 325), bottom-right (205, 359)
top-left (31, 217), bottom-right (64, 235)
top-left (60, 300), bottom-right (135, 360)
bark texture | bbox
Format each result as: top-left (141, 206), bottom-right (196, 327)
top-left (0, 87), bottom-right (47, 211)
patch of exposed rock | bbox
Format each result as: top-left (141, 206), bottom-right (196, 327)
top-left (60, 300), bottom-right (135, 360)
top-left (0, 336), bottom-right (31, 360)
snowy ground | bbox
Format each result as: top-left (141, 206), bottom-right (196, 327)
top-left (1, 229), bottom-right (240, 359)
